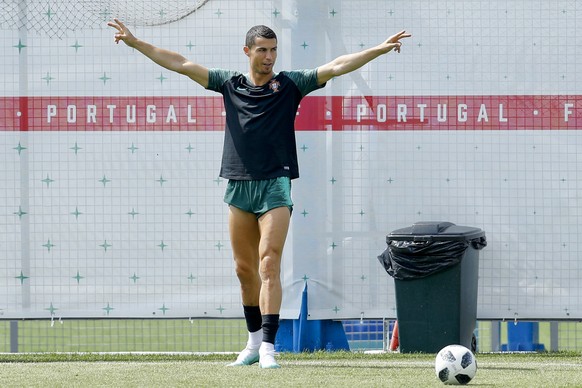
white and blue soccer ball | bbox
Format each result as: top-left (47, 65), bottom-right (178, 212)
top-left (434, 344), bottom-right (477, 385)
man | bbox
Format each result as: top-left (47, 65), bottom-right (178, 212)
top-left (108, 19), bottom-right (410, 368)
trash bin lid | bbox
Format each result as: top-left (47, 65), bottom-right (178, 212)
top-left (387, 221), bottom-right (485, 242)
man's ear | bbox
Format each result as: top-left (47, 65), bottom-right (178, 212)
top-left (243, 46), bottom-right (250, 57)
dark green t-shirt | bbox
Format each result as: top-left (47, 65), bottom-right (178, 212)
top-left (207, 69), bottom-right (325, 180)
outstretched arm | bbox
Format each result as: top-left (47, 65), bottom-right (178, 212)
top-left (316, 30), bottom-right (411, 86)
top-left (107, 18), bottom-right (209, 88)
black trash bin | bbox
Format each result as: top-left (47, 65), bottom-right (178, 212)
top-left (378, 221), bottom-right (486, 353)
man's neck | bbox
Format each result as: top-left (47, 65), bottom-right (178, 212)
top-left (248, 71), bottom-right (274, 87)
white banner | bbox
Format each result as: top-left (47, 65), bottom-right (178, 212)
top-left (1, 0), bottom-right (581, 320)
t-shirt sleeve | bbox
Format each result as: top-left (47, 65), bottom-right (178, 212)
top-left (285, 69), bottom-right (326, 97)
top-left (206, 68), bottom-right (240, 93)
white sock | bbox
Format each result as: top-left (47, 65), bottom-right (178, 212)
top-left (259, 341), bottom-right (275, 355)
top-left (248, 329), bottom-right (263, 349)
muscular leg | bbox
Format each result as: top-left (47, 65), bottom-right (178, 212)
top-left (227, 206), bottom-right (262, 367)
top-left (228, 206), bottom-right (261, 306)
top-left (257, 206), bottom-right (290, 369)
top-left (257, 206), bottom-right (290, 314)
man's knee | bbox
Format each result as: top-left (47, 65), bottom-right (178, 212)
top-left (259, 253), bottom-right (281, 281)
top-left (234, 258), bottom-right (259, 280)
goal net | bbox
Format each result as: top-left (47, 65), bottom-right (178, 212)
top-left (0, 0), bottom-right (210, 38)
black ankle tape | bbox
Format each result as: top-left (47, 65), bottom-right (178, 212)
top-left (261, 314), bottom-right (280, 344)
top-left (243, 305), bottom-right (262, 333)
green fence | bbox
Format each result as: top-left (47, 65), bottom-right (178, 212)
top-left (2, 319), bottom-right (582, 353)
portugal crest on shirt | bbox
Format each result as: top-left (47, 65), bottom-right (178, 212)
top-left (269, 79), bottom-right (281, 93)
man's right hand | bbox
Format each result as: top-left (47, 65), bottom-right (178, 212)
top-left (107, 18), bottom-right (137, 47)
top-left (106, 17), bottom-right (209, 88)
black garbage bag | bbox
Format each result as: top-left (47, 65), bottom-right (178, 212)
top-left (377, 222), bottom-right (487, 280)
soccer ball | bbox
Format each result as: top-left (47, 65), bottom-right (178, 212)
top-left (434, 344), bottom-right (477, 385)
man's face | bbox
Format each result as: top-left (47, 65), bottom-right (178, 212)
top-left (245, 37), bottom-right (277, 75)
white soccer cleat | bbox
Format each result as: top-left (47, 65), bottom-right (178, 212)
top-left (258, 347), bottom-right (281, 369)
top-left (227, 347), bottom-right (260, 367)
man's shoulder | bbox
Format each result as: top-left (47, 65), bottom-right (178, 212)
top-left (279, 69), bottom-right (317, 78)
top-left (207, 69), bottom-right (243, 91)
top-left (278, 69), bottom-right (322, 96)
top-left (209, 68), bottom-right (241, 74)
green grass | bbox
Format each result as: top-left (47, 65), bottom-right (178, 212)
top-left (0, 319), bottom-right (248, 353)
top-left (0, 352), bottom-right (581, 387)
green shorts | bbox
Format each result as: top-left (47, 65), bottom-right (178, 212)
top-left (224, 176), bottom-right (293, 218)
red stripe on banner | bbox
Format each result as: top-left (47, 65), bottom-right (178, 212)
top-left (0, 95), bottom-right (581, 131)
top-left (18, 96), bottom-right (29, 131)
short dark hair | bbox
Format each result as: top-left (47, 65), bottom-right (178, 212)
top-left (245, 25), bottom-right (277, 48)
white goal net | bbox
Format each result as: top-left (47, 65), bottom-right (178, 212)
top-left (0, 0), bottom-right (210, 38)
